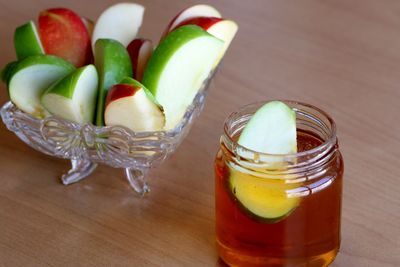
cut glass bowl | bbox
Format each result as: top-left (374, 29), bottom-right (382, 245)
top-left (1, 73), bottom-right (215, 196)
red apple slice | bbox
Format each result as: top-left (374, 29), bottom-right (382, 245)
top-left (127, 38), bottom-right (153, 81)
top-left (38, 8), bottom-right (92, 67)
top-left (160, 4), bottom-right (221, 41)
top-left (92, 3), bottom-right (144, 48)
top-left (174, 17), bottom-right (238, 63)
top-left (104, 78), bottom-right (165, 132)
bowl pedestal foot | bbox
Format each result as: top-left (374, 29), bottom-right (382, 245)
top-left (61, 158), bottom-right (98, 185)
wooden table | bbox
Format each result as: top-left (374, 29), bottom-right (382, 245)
top-left (1, 0), bottom-right (399, 266)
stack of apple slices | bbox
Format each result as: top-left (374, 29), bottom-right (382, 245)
top-left (1, 3), bottom-right (238, 132)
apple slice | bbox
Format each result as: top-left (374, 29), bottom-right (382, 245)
top-left (41, 65), bottom-right (98, 124)
top-left (92, 3), bottom-right (144, 48)
top-left (238, 101), bottom-right (297, 155)
top-left (127, 38), bottom-right (153, 81)
top-left (160, 4), bottom-right (221, 41)
top-left (38, 8), bottom-right (92, 67)
top-left (94, 38), bottom-right (132, 126)
top-left (105, 77), bottom-right (165, 132)
top-left (8, 55), bottom-right (75, 118)
top-left (142, 25), bottom-right (223, 130)
top-left (228, 169), bottom-right (300, 223)
top-left (174, 17), bottom-right (238, 64)
top-left (229, 101), bottom-right (299, 222)
top-left (14, 21), bottom-right (44, 60)
top-left (1, 61), bottom-right (18, 85)
top-left (81, 17), bottom-right (94, 37)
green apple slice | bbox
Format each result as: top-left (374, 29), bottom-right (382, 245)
top-left (14, 21), bottom-right (44, 60)
top-left (142, 25), bottom-right (223, 130)
top-left (229, 101), bottom-right (299, 222)
top-left (1, 61), bottom-right (18, 85)
top-left (238, 101), bottom-right (297, 155)
top-left (94, 38), bottom-right (132, 126)
top-left (9, 55), bottom-right (75, 118)
top-left (41, 65), bottom-right (98, 123)
top-left (229, 169), bottom-right (300, 222)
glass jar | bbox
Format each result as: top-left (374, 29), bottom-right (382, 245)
top-left (215, 101), bottom-right (344, 266)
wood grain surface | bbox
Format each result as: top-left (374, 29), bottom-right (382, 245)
top-left (0, 0), bottom-right (399, 266)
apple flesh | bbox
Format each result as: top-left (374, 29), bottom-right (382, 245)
top-left (160, 4), bottom-right (221, 41)
top-left (94, 38), bottom-right (132, 126)
top-left (127, 38), bottom-right (153, 81)
top-left (14, 21), bottom-right (44, 60)
top-left (41, 65), bottom-right (98, 124)
top-left (8, 55), bottom-right (75, 118)
top-left (142, 25), bottom-right (223, 130)
top-left (92, 3), bottom-right (144, 48)
top-left (105, 77), bottom-right (164, 132)
top-left (38, 8), bottom-right (92, 67)
top-left (81, 17), bottom-right (94, 37)
top-left (174, 17), bottom-right (238, 64)
top-left (239, 101), bottom-right (297, 155)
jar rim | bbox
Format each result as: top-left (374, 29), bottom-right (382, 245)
top-left (223, 100), bottom-right (337, 163)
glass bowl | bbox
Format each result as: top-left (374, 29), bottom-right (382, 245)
top-left (1, 72), bottom-right (215, 196)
